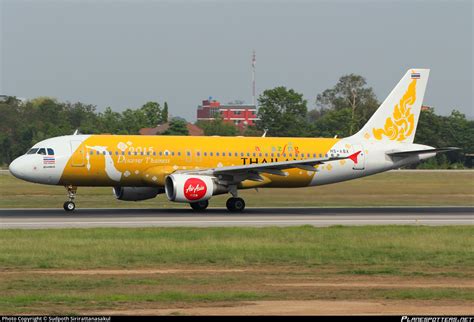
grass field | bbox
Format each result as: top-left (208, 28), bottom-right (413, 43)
top-left (0, 226), bottom-right (473, 314)
top-left (1, 170), bottom-right (473, 208)
top-left (1, 171), bottom-right (473, 314)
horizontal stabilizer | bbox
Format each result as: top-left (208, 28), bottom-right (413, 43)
top-left (386, 147), bottom-right (460, 157)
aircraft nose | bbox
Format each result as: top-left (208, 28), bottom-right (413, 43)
top-left (9, 158), bottom-right (21, 178)
top-left (9, 156), bottom-right (28, 180)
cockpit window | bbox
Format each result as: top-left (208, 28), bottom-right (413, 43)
top-left (47, 148), bottom-right (54, 155)
top-left (26, 148), bottom-right (39, 155)
top-left (37, 148), bottom-right (47, 155)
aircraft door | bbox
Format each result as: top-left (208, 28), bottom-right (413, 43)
top-left (70, 141), bottom-right (85, 167)
top-left (351, 144), bottom-right (365, 170)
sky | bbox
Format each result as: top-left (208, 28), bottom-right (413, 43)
top-left (1, 0), bottom-right (473, 121)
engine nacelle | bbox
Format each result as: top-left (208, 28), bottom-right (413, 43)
top-left (113, 186), bottom-right (163, 201)
top-left (165, 174), bottom-right (227, 203)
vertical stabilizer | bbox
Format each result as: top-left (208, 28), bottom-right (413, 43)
top-left (353, 69), bottom-right (430, 144)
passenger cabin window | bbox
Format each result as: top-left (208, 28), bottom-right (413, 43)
top-left (37, 148), bottom-right (47, 155)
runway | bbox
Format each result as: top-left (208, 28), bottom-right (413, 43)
top-left (0, 207), bottom-right (472, 229)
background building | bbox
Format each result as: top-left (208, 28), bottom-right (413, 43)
top-left (196, 99), bottom-right (258, 128)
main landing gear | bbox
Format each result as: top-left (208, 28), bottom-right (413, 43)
top-left (63, 185), bottom-right (77, 212)
top-left (189, 197), bottom-right (245, 212)
top-left (226, 186), bottom-right (245, 212)
top-left (189, 187), bottom-right (246, 212)
top-left (226, 197), bottom-right (245, 212)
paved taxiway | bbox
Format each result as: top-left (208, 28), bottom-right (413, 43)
top-left (0, 207), bottom-right (472, 229)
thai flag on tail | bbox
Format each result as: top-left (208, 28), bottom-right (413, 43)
top-left (411, 72), bottom-right (421, 79)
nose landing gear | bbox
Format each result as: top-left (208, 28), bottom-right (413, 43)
top-left (63, 185), bottom-right (77, 212)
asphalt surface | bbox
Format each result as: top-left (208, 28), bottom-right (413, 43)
top-left (0, 207), bottom-right (472, 229)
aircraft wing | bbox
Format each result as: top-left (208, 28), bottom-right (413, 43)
top-left (386, 147), bottom-right (460, 157)
top-left (177, 151), bottom-right (361, 182)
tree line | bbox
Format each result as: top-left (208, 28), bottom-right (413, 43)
top-left (0, 97), bottom-right (170, 164)
top-left (0, 74), bottom-right (472, 167)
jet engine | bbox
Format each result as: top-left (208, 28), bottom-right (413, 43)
top-left (165, 174), bottom-right (227, 203)
top-left (113, 186), bottom-right (163, 201)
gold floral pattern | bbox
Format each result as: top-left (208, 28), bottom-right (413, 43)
top-left (373, 79), bottom-right (417, 141)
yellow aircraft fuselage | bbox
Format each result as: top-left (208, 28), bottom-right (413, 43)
top-left (60, 135), bottom-right (341, 188)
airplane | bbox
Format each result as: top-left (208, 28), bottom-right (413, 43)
top-left (8, 69), bottom-right (458, 212)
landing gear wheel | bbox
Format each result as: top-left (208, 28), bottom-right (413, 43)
top-left (63, 185), bottom-right (77, 212)
top-left (226, 197), bottom-right (245, 212)
top-left (63, 201), bottom-right (76, 212)
top-left (190, 200), bottom-right (209, 211)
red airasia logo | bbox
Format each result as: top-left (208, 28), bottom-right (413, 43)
top-left (184, 178), bottom-right (207, 200)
